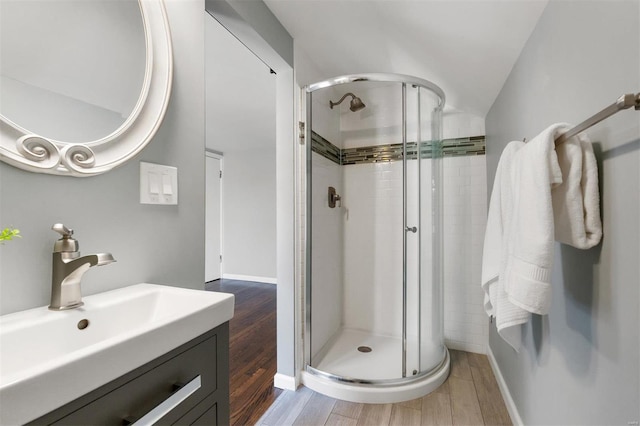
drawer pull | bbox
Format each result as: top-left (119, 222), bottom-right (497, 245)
top-left (125, 375), bottom-right (202, 426)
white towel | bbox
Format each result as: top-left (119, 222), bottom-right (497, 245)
top-left (481, 141), bottom-right (530, 351)
top-left (552, 127), bottom-right (602, 249)
top-left (482, 123), bottom-right (602, 351)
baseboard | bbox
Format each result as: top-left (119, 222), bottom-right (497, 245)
top-left (487, 345), bottom-right (523, 426)
top-left (273, 373), bottom-right (297, 391)
top-left (221, 273), bottom-right (277, 284)
top-left (444, 339), bottom-right (485, 354)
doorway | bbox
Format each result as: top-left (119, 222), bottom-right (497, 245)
top-left (205, 152), bottom-right (222, 282)
top-left (204, 0), bottom-right (297, 395)
top-left (204, 9), bottom-right (280, 424)
top-left (204, 13), bottom-right (277, 285)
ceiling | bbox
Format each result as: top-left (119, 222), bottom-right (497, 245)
top-left (263, 0), bottom-right (548, 117)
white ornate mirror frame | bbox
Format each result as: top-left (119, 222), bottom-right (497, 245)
top-left (0, 0), bottom-right (173, 177)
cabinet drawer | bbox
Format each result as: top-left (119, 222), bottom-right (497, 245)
top-left (192, 404), bottom-right (217, 426)
top-left (175, 392), bottom-right (219, 426)
top-left (55, 334), bottom-right (217, 425)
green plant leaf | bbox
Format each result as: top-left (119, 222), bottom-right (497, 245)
top-left (0, 227), bottom-right (21, 243)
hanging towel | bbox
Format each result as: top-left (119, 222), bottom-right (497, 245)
top-left (481, 123), bottom-right (602, 351)
top-left (552, 127), bottom-right (602, 249)
top-left (481, 141), bottom-right (530, 351)
top-left (502, 124), bottom-right (564, 317)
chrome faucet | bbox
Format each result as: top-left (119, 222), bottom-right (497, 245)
top-left (49, 223), bottom-right (116, 310)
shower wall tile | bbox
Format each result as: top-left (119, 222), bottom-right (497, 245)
top-left (338, 154), bottom-right (489, 353)
top-left (312, 89), bottom-right (343, 149)
top-left (342, 161), bottom-right (405, 337)
top-left (306, 131), bottom-right (489, 355)
top-left (311, 152), bottom-right (344, 357)
top-left (442, 155), bottom-right (488, 354)
top-left (442, 110), bottom-right (486, 140)
top-left (340, 83), bottom-right (403, 149)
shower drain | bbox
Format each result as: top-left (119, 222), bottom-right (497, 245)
top-left (357, 346), bottom-right (372, 353)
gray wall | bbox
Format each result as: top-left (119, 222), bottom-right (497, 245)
top-left (0, 0), bottom-right (206, 315)
top-left (485, 1), bottom-right (639, 424)
top-left (222, 149), bottom-right (277, 279)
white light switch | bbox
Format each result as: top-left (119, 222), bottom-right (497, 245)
top-left (162, 173), bottom-right (173, 195)
top-left (149, 172), bottom-right (160, 194)
top-left (140, 162), bottom-right (178, 205)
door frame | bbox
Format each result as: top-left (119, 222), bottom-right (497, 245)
top-left (205, 0), bottom-right (297, 389)
top-left (205, 150), bottom-right (224, 281)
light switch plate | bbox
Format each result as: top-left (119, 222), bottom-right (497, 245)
top-left (140, 162), bottom-right (178, 205)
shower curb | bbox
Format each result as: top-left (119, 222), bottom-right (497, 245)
top-left (301, 349), bottom-right (450, 404)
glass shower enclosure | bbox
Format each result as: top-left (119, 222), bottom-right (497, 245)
top-left (303, 74), bottom-right (449, 402)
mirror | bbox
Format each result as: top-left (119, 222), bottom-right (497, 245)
top-left (0, 0), bottom-right (173, 177)
top-left (1, 0), bottom-right (146, 143)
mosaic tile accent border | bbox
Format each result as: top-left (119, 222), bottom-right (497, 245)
top-left (442, 135), bottom-right (486, 157)
top-left (311, 131), bottom-right (341, 164)
top-left (311, 132), bottom-right (485, 165)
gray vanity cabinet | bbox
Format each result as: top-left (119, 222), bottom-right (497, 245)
top-left (28, 323), bottom-right (229, 426)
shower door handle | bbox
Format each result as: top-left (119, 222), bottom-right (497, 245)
top-left (405, 226), bottom-right (417, 233)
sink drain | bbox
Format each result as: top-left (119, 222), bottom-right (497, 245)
top-left (357, 346), bottom-right (372, 353)
top-left (77, 319), bottom-right (90, 330)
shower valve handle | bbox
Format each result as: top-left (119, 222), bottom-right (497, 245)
top-left (405, 226), bottom-right (417, 233)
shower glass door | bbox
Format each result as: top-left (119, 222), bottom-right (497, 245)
top-left (404, 83), bottom-right (420, 378)
top-left (305, 74), bottom-right (445, 385)
top-left (404, 84), bottom-right (446, 377)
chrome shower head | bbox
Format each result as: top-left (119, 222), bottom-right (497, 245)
top-left (348, 96), bottom-right (366, 112)
top-left (329, 92), bottom-right (366, 112)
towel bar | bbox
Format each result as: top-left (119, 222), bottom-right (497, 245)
top-left (554, 93), bottom-right (640, 146)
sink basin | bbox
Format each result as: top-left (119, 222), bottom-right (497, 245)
top-left (0, 283), bottom-right (234, 425)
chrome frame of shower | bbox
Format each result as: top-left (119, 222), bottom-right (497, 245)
top-left (306, 350), bottom-right (450, 386)
top-left (305, 87), bottom-right (313, 370)
top-left (416, 85), bottom-right (422, 373)
top-left (431, 107), bottom-right (445, 355)
top-left (306, 73), bottom-right (446, 104)
top-left (304, 73), bottom-right (446, 384)
top-left (401, 83), bottom-right (407, 378)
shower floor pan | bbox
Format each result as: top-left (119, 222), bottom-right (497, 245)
top-left (303, 328), bottom-right (450, 403)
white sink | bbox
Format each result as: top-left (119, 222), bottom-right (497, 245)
top-left (0, 283), bottom-right (234, 425)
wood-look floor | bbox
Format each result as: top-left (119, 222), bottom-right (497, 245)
top-left (207, 279), bottom-right (510, 426)
top-left (206, 279), bottom-right (281, 426)
top-left (257, 350), bottom-right (511, 426)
